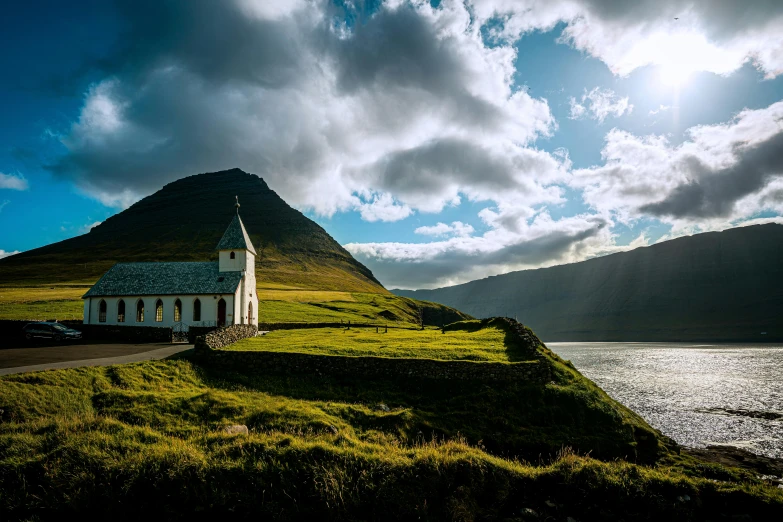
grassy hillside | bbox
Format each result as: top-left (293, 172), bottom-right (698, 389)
top-left (0, 168), bottom-right (384, 293)
top-left (1, 321), bottom-right (781, 519)
top-left (395, 224), bottom-right (783, 342)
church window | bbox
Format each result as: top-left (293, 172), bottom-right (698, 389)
top-left (117, 300), bottom-right (125, 322)
top-left (99, 300), bottom-right (107, 323)
top-left (230, 251), bottom-right (235, 259)
top-left (193, 298), bottom-right (201, 321)
top-left (155, 299), bottom-right (163, 322)
top-left (136, 300), bottom-right (144, 322)
top-left (174, 299), bottom-right (182, 322)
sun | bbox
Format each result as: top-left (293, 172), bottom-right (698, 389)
top-left (658, 63), bottom-right (693, 88)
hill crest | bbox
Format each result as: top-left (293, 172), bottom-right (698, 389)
top-left (0, 168), bottom-right (385, 293)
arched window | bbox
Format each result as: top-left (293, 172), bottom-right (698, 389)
top-left (193, 298), bottom-right (201, 321)
top-left (174, 299), bottom-right (182, 322)
top-left (98, 300), bottom-right (107, 323)
top-left (230, 251), bottom-right (235, 259)
top-left (248, 301), bottom-right (254, 324)
top-left (136, 300), bottom-right (144, 322)
top-left (117, 299), bottom-right (125, 323)
top-left (155, 299), bottom-right (164, 322)
top-left (217, 298), bottom-right (227, 327)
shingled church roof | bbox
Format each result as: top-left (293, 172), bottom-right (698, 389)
top-left (82, 262), bottom-right (242, 298)
top-left (215, 214), bottom-right (257, 255)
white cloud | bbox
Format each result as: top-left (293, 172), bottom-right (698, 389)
top-left (569, 87), bottom-right (633, 123)
top-left (472, 0), bottom-right (783, 78)
top-left (355, 192), bottom-right (413, 222)
top-left (0, 173), bottom-right (29, 191)
top-left (571, 99), bottom-right (783, 227)
top-left (415, 221), bottom-right (475, 237)
top-left (0, 250), bottom-right (20, 259)
top-left (347, 210), bottom-right (622, 288)
top-left (649, 105), bottom-right (670, 116)
top-left (0, 200), bottom-right (9, 212)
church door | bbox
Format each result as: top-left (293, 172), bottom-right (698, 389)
top-left (217, 298), bottom-right (227, 327)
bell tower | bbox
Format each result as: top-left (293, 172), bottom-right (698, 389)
top-left (216, 196), bottom-right (258, 325)
top-left (216, 196), bottom-right (257, 273)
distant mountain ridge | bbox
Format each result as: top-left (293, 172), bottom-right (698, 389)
top-left (394, 224), bottom-right (783, 342)
top-left (0, 168), bottom-right (385, 292)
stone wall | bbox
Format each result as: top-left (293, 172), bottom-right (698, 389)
top-left (194, 319), bottom-right (550, 383)
top-left (195, 349), bottom-right (549, 382)
top-left (196, 324), bottom-right (258, 350)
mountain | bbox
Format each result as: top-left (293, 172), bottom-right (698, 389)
top-left (0, 168), bottom-right (384, 293)
top-left (394, 224), bottom-right (783, 342)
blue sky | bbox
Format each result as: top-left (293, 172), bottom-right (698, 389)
top-left (2, 1), bottom-right (783, 288)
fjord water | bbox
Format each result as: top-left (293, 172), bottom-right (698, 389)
top-left (549, 342), bottom-right (783, 458)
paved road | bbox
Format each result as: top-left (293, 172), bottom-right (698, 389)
top-left (0, 343), bottom-right (193, 376)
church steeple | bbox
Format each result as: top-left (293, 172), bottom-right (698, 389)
top-left (216, 197), bottom-right (257, 255)
top-left (217, 198), bottom-right (257, 273)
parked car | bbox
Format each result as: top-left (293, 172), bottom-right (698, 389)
top-left (23, 322), bottom-right (82, 342)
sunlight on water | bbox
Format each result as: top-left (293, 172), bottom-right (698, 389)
top-left (549, 343), bottom-right (783, 459)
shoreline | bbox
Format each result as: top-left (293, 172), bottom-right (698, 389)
top-left (684, 444), bottom-right (783, 482)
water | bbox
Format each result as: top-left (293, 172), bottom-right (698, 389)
top-left (548, 342), bottom-right (783, 459)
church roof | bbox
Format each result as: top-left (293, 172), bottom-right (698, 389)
top-left (82, 262), bottom-right (242, 298)
top-left (216, 214), bottom-right (257, 255)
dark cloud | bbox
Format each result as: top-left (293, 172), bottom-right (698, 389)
top-left (641, 132), bottom-right (783, 218)
top-left (46, 0), bottom-right (554, 214)
top-left (578, 0), bottom-right (783, 41)
top-left (97, 0), bottom-right (307, 89)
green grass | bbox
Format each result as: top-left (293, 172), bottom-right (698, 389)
top-left (229, 325), bottom-right (517, 362)
top-left (1, 354), bottom-right (781, 519)
top-left (0, 281), bottom-right (469, 327)
top-left (0, 285), bottom-right (88, 321)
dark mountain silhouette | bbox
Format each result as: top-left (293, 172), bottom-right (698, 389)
top-left (0, 168), bottom-right (384, 292)
top-left (394, 224), bottom-right (783, 342)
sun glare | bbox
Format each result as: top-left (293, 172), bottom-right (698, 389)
top-left (658, 63), bottom-right (693, 87)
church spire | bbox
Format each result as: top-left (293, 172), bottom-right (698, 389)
top-left (216, 198), bottom-right (257, 255)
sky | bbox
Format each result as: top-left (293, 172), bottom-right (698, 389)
top-left (1, 0), bottom-right (783, 289)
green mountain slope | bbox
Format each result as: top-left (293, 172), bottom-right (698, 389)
top-left (0, 168), bottom-right (383, 293)
top-left (394, 224), bottom-right (783, 341)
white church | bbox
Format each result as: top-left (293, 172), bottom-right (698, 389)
top-left (82, 199), bottom-right (259, 329)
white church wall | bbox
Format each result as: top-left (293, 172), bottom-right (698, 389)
top-left (84, 294), bottom-right (236, 328)
top-left (218, 250), bottom-right (253, 272)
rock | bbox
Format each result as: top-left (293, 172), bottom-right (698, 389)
top-left (677, 494), bottom-right (691, 502)
top-left (520, 508), bottom-right (537, 518)
top-left (224, 424), bottom-right (249, 435)
top-left (544, 500), bottom-right (557, 508)
top-left (378, 403), bottom-right (390, 412)
top-left (566, 518), bottom-right (578, 522)
top-left (328, 425), bottom-right (339, 435)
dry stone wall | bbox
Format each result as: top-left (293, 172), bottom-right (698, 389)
top-left (194, 320), bottom-right (551, 383)
top-left (197, 324), bottom-right (258, 350)
top-left (194, 349), bottom-right (548, 382)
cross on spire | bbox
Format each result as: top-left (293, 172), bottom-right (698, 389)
top-left (235, 195), bottom-right (240, 214)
